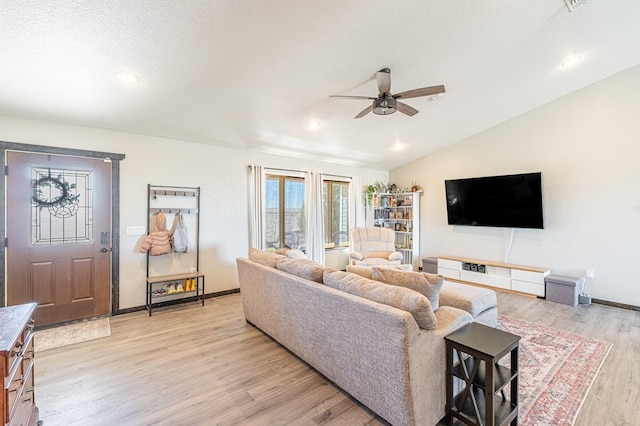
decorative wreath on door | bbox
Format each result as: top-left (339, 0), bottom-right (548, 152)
top-left (32, 176), bottom-right (81, 218)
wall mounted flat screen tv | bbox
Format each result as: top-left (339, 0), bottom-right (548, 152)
top-left (445, 172), bottom-right (544, 229)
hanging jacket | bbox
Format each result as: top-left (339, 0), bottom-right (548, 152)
top-left (139, 212), bottom-right (172, 256)
top-left (171, 212), bottom-right (188, 253)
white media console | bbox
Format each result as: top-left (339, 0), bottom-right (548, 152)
top-left (437, 256), bottom-right (550, 297)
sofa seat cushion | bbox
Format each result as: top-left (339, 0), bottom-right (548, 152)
top-left (346, 264), bottom-right (412, 279)
top-left (276, 257), bottom-right (324, 283)
top-left (323, 269), bottom-right (437, 330)
top-left (249, 248), bottom-right (285, 268)
top-left (353, 257), bottom-right (402, 266)
top-left (440, 281), bottom-right (497, 318)
top-left (371, 268), bottom-right (444, 310)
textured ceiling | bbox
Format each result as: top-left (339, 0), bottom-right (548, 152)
top-left (1, 1), bottom-right (639, 170)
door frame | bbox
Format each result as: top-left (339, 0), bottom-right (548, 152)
top-left (0, 141), bottom-right (125, 316)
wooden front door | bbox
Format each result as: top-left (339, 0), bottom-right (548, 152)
top-left (6, 152), bottom-right (112, 327)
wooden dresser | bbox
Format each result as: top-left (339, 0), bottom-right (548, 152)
top-left (1, 303), bottom-right (39, 426)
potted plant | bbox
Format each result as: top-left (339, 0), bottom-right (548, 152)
top-left (365, 184), bottom-right (377, 207)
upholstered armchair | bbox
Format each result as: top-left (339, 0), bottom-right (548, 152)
top-left (349, 227), bottom-right (404, 266)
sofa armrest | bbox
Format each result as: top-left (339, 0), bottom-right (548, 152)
top-left (349, 251), bottom-right (363, 261)
top-left (388, 251), bottom-right (403, 261)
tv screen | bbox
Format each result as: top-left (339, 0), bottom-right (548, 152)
top-left (445, 172), bottom-right (544, 229)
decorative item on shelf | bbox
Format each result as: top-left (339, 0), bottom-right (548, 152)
top-left (366, 181), bottom-right (418, 207)
top-left (374, 181), bottom-right (388, 194)
top-left (365, 184), bottom-right (377, 207)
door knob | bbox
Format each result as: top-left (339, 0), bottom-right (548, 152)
top-left (100, 247), bottom-right (112, 253)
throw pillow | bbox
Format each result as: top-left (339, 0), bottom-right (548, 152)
top-left (286, 249), bottom-right (309, 260)
top-left (323, 269), bottom-right (437, 330)
top-left (346, 264), bottom-right (412, 280)
top-left (371, 268), bottom-right (444, 310)
top-left (276, 257), bottom-right (324, 283)
top-left (248, 248), bottom-right (284, 268)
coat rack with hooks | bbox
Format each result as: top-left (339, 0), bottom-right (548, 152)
top-left (152, 189), bottom-right (198, 198)
top-left (145, 184), bottom-right (204, 315)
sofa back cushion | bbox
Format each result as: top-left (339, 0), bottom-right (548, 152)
top-left (248, 248), bottom-right (284, 268)
top-left (276, 257), bottom-right (325, 283)
top-left (371, 268), bottom-right (444, 310)
top-left (346, 264), bottom-right (412, 280)
top-left (323, 269), bottom-right (437, 329)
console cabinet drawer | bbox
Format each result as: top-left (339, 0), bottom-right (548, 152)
top-left (511, 269), bottom-right (548, 285)
top-left (438, 258), bottom-right (461, 271)
top-left (460, 270), bottom-right (511, 290)
top-left (512, 279), bottom-right (546, 297)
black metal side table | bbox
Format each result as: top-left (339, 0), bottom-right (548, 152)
top-left (444, 322), bottom-right (520, 426)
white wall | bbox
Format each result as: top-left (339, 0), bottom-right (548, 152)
top-left (391, 65), bottom-right (640, 306)
top-left (0, 117), bottom-right (387, 310)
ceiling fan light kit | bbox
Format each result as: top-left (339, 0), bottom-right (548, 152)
top-left (330, 68), bottom-right (445, 118)
top-left (373, 95), bottom-right (397, 115)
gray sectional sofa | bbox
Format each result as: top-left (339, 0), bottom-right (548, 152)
top-left (236, 251), bottom-right (497, 426)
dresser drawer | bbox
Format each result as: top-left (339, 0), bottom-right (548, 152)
top-left (5, 358), bottom-right (23, 423)
top-left (20, 333), bottom-right (34, 372)
top-left (8, 361), bottom-right (34, 426)
top-left (4, 341), bottom-right (22, 383)
top-left (1, 303), bottom-right (38, 426)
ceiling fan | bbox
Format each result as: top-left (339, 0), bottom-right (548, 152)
top-left (330, 68), bottom-right (445, 118)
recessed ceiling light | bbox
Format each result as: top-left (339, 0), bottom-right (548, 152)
top-left (391, 141), bottom-right (406, 152)
top-left (559, 54), bottom-right (583, 69)
top-left (116, 71), bottom-right (140, 84)
top-left (308, 121), bottom-right (320, 130)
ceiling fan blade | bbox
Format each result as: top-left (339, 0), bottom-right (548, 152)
top-left (354, 104), bottom-right (374, 119)
top-left (397, 101), bottom-right (419, 117)
top-left (329, 95), bottom-right (377, 100)
top-left (394, 85), bottom-right (446, 100)
top-left (376, 68), bottom-right (391, 94)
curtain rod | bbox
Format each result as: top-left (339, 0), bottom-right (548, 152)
top-left (248, 165), bottom-right (308, 174)
top-left (248, 166), bottom-right (352, 180)
top-left (323, 173), bottom-right (353, 180)
top-left (265, 167), bottom-right (308, 174)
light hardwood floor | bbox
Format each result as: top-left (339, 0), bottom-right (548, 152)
top-left (35, 291), bottom-right (639, 426)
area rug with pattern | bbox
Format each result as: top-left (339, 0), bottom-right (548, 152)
top-left (497, 314), bottom-right (612, 426)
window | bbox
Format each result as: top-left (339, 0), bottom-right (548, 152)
top-left (323, 180), bottom-right (349, 249)
top-left (265, 174), bottom-right (305, 251)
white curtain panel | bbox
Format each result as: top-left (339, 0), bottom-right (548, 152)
top-left (305, 171), bottom-right (325, 264)
top-left (247, 165), bottom-right (265, 250)
top-left (351, 175), bottom-right (363, 228)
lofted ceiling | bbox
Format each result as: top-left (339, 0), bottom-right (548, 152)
top-left (1, 1), bottom-right (639, 171)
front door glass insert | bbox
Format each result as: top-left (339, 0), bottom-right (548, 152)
top-left (31, 167), bottom-right (93, 245)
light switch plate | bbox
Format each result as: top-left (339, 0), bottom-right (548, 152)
top-left (126, 226), bottom-right (146, 236)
